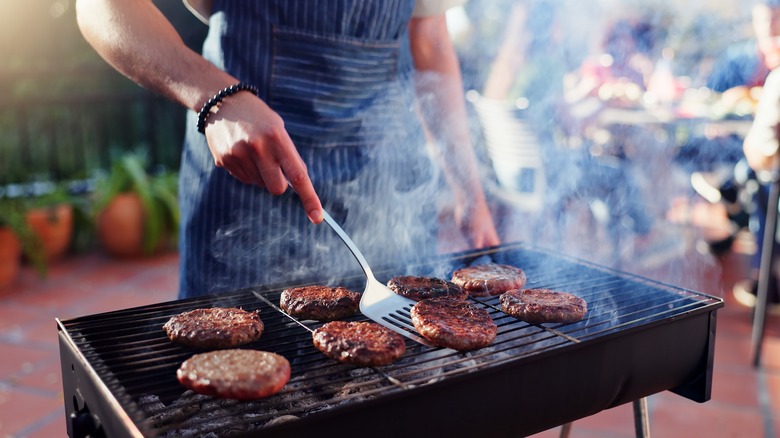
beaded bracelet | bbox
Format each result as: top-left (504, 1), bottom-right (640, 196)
top-left (196, 82), bottom-right (260, 134)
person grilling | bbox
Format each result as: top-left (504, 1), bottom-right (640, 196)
top-left (75, 0), bottom-right (500, 298)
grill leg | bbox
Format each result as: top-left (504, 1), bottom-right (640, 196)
top-left (752, 174), bottom-right (780, 367)
top-left (559, 398), bottom-right (649, 438)
top-left (558, 422), bottom-right (572, 438)
top-left (633, 397), bottom-right (650, 438)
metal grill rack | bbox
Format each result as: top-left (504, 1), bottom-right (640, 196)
top-left (58, 243), bottom-right (722, 438)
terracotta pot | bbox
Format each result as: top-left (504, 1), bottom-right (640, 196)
top-left (0, 227), bottom-right (22, 289)
top-left (26, 204), bottom-right (73, 262)
top-left (97, 193), bottom-right (147, 258)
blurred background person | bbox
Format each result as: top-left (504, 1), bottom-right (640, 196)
top-left (563, 17), bottom-right (657, 112)
top-left (680, 0), bottom-right (780, 256)
top-left (475, 3), bottom-right (682, 267)
top-left (558, 12), bottom-right (681, 266)
top-left (479, 0), bottom-right (574, 198)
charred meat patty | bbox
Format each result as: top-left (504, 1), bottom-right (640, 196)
top-left (500, 288), bottom-right (587, 324)
top-left (163, 307), bottom-right (264, 349)
top-left (176, 349), bottom-right (290, 400)
top-left (387, 275), bottom-right (467, 301)
top-left (280, 285), bottom-right (361, 321)
top-left (410, 297), bottom-right (497, 350)
top-left (451, 263), bottom-right (527, 297)
top-left (312, 321), bottom-right (406, 366)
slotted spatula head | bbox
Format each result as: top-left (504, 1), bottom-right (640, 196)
top-left (359, 277), bottom-right (433, 346)
top-left (320, 209), bottom-right (433, 346)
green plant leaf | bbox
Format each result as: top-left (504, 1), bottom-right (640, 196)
top-left (119, 155), bottom-right (162, 255)
top-left (151, 175), bottom-right (180, 244)
top-left (93, 159), bottom-right (131, 216)
top-left (0, 198), bottom-right (46, 277)
top-left (93, 152), bottom-right (180, 257)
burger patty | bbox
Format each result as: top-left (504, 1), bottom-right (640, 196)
top-left (500, 288), bottom-right (588, 324)
top-left (176, 349), bottom-right (290, 400)
top-left (163, 307), bottom-right (264, 349)
top-left (451, 263), bottom-right (527, 297)
top-left (387, 275), bottom-right (468, 301)
top-left (280, 285), bottom-right (361, 321)
top-left (312, 321), bottom-right (406, 366)
top-left (410, 297), bottom-right (497, 350)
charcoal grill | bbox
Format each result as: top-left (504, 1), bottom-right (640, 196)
top-left (57, 242), bottom-right (722, 438)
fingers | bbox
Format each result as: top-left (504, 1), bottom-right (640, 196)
top-left (203, 96), bottom-right (323, 222)
top-left (220, 153), bottom-right (261, 187)
top-left (459, 205), bottom-right (501, 249)
top-left (285, 166), bottom-right (323, 224)
top-left (255, 161), bottom-right (287, 195)
top-left (473, 227), bottom-right (501, 249)
top-left (226, 166), bottom-right (252, 185)
top-left (239, 128), bottom-right (323, 224)
top-left (255, 127), bottom-right (323, 223)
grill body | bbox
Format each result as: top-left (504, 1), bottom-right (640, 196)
top-left (57, 243), bottom-right (722, 438)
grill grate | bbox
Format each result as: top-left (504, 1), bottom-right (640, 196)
top-left (57, 243), bottom-right (722, 437)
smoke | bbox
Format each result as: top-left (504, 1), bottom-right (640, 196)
top-left (201, 1), bottom-right (755, 296)
top-left (206, 78), bottom-right (453, 292)
top-left (449, 0), bottom-right (763, 293)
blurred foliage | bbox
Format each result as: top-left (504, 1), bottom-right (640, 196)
top-left (0, 0), bottom-right (207, 188)
top-left (22, 182), bottom-right (95, 254)
top-left (0, 1), bottom-right (129, 97)
top-left (0, 0), bottom-right (207, 97)
top-left (0, 197), bottom-right (47, 277)
top-left (93, 152), bottom-right (180, 255)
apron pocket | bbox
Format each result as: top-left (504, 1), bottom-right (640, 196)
top-left (269, 26), bottom-right (411, 147)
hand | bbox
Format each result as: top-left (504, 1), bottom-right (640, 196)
top-left (203, 91), bottom-right (324, 223)
top-left (454, 200), bottom-right (501, 249)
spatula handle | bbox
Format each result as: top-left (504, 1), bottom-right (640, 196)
top-left (320, 209), bottom-right (375, 280)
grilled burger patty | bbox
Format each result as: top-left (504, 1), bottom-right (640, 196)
top-left (280, 285), bottom-right (361, 321)
top-left (387, 275), bottom-right (467, 301)
top-left (451, 263), bottom-right (527, 297)
top-left (163, 307), bottom-right (264, 349)
top-left (410, 297), bottom-right (497, 350)
top-left (312, 321), bottom-right (406, 366)
top-left (500, 288), bottom-right (587, 323)
top-left (177, 349), bottom-right (290, 400)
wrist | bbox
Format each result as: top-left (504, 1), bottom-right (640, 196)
top-left (196, 82), bottom-right (260, 134)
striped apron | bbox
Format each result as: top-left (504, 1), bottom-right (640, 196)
top-left (178, 0), bottom-right (439, 298)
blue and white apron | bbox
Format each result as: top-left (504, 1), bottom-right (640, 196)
top-left (179, 0), bottom-right (439, 298)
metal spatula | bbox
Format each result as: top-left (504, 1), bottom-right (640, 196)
top-left (321, 209), bottom-right (433, 346)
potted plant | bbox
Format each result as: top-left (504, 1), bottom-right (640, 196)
top-left (23, 185), bottom-right (79, 262)
top-left (0, 197), bottom-right (46, 289)
top-left (93, 153), bottom-right (179, 258)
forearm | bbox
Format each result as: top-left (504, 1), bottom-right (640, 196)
top-left (409, 16), bottom-right (487, 206)
top-left (482, 4), bottom-right (528, 100)
top-left (76, 0), bottom-right (324, 223)
top-left (75, 0), bottom-right (234, 112)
